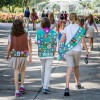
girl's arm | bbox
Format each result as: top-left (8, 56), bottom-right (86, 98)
top-left (60, 32), bottom-right (66, 43)
top-left (81, 37), bottom-right (89, 55)
top-left (27, 32), bottom-right (32, 53)
top-left (28, 40), bottom-right (32, 63)
top-left (29, 38), bottom-right (32, 53)
top-left (35, 35), bottom-right (38, 44)
top-left (84, 24), bottom-right (88, 30)
top-left (94, 23), bottom-right (99, 34)
top-left (30, 13), bottom-right (33, 21)
top-left (6, 42), bottom-right (11, 59)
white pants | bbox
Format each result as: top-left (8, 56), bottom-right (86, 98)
top-left (24, 17), bottom-right (29, 28)
top-left (40, 58), bottom-right (53, 89)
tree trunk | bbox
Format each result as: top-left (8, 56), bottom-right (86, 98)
top-left (8, 5), bottom-right (12, 12)
top-left (12, 5), bottom-right (16, 13)
top-left (8, 5), bottom-right (16, 13)
top-left (24, 0), bottom-right (28, 7)
top-left (0, 7), bottom-right (3, 11)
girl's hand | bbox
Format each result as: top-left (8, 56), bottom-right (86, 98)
top-left (29, 55), bottom-right (32, 63)
top-left (35, 41), bottom-right (38, 44)
top-left (85, 24), bottom-right (88, 30)
top-left (6, 54), bottom-right (9, 60)
top-left (85, 54), bottom-right (89, 64)
top-left (6, 56), bottom-right (9, 60)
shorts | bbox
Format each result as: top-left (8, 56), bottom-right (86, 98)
top-left (9, 57), bottom-right (27, 69)
top-left (24, 17), bottom-right (29, 25)
top-left (65, 50), bottom-right (81, 67)
top-left (86, 28), bottom-right (94, 38)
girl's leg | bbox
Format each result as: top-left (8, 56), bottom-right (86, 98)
top-left (33, 22), bottom-right (34, 30)
top-left (74, 66), bottom-right (79, 85)
top-left (40, 59), bottom-right (46, 86)
top-left (66, 67), bottom-right (73, 88)
top-left (34, 21), bottom-right (36, 30)
top-left (64, 52), bottom-right (74, 96)
top-left (74, 66), bottom-right (81, 89)
top-left (65, 51), bottom-right (74, 88)
top-left (91, 38), bottom-right (93, 49)
top-left (33, 21), bottom-right (36, 30)
top-left (14, 68), bottom-right (19, 91)
top-left (88, 37), bottom-right (92, 51)
top-left (73, 51), bottom-right (81, 85)
top-left (43, 58), bottom-right (53, 89)
top-left (19, 58), bottom-right (26, 93)
top-left (20, 66), bottom-right (26, 86)
top-left (88, 38), bottom-right (90, 46)
top-left (64, 67), bottom-right (73, 96)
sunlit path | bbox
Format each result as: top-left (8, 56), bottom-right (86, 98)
top-left (0, 22), bottom-right (100, 99)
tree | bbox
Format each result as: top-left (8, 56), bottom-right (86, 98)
top-left (0, 0), bottom-right (22, 12)
top-left (91, 0), bottom-right (100, 7)
top-left (8, 0), bottom-right (22, 12)
top-left (29, 0), bottom-right (48, 6)
top-left (0, 0), bottom-right (48, 12)
top-left (79, 0), bottom-right (100, 10)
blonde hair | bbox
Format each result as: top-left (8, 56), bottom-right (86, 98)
top-left (69, 13), bottom-right (77, 21)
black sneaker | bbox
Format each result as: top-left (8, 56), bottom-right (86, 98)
top-left (42, 89), bottom-right (50, 94)
top-left (64, 88), bottom-right (70, 96)
top-left (33, 28), bottom-right (36, 30)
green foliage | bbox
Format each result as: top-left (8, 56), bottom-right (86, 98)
top-left (0, 0), bottom-right (21, 7)
top-left (79, 0), bottom-right (100, 10)
top-left (29, 0), bottom-right (47, 6)
top-left (0, 0), bottom-right (22, 12)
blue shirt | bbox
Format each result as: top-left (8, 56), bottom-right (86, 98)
top-left (58, 32), bottom-right (62, 41)
top-left (24, 9), bottom-right (30, 18)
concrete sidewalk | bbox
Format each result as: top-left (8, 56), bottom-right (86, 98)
top-left (0, 23), bottom-right (41, 31)
top-left (0, 25), bottom-right (100, 100)
top-left (0, 23), bottom-right (100, 31)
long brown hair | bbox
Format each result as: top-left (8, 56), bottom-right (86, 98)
top-left (56, 22), bottom-right (61, 33)
top-left (79, 18), bottom-right (85, 27)
top-left (56, 21), bottom-right (65, 33)
top-left (11, 19), bottom-right (25, 36)
top-left (88, 14), bottom-right (94, 26)
top-left (48, 12), bottom-right (55, 24)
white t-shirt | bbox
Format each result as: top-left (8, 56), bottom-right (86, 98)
top-left (45, 9), bottom-right (50, 14)
top-left (85, 20), bottom-right (95, 28)
top-left (63, 23), bottom-right (82, 51)
top-left (8, 32), bottom-right (30, 43)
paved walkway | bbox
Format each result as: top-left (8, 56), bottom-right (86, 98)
top-left (0, 23), bottom-right (100, 100)
top-left (0, 23), bottom-right (100, 31)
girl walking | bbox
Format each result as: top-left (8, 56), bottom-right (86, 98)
top-left (85, 14), bottom-right (98, 51)
top-left (7, 19), bottom-right (32, 97)
top-left (60, 13), bottom-right (89, 96)
top-left (31, 8), bottom-right (38, 30)
top-left (56, 21), bottom-right (66, 41)
top-left (35, 18), bottom-right (57, 94)
top-left (48, 12), bottom-right (56, 30)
